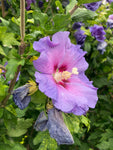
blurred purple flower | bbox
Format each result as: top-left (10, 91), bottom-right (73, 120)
top-left (107, 0), bottom-right (113, 3)
top-left (109, 14), bottom-right (113, 20)
top-left (0, 19), bottom-right (2, 23)
top-left (90, 25), bottom-right (106, 42)
top-left (26, 0), bottom-right (36, 10)
top-left (38, 1), bottom-right (43, 8)
top-left (74, 29), bottom-right (87, 47)
top-left (84, 1), bottom-right (101, 11)
top-left (72, 22), bottom-right (83, 30)
top-left (97, 41), bottom-right (107, 54)
top-left (33, 31), bottom-right (98, 115)
top-left (107, 14), bottom-right (113, 29)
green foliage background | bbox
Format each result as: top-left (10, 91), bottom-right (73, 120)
top-left (0, 0), bottom-right (113, 149)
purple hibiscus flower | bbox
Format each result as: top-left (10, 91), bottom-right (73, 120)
top-left (107, 14), bottom-right (113, 29)
top-left (26, 0), bottom-right (36, 10)
top-left (33, 31), bottom-right (98, 116)
top-left (90, 25), bottom-right (106, 42)
top-left (74, 29), bottom-right (87, 47)
top-left (84, 1), bottom-right (101, 11)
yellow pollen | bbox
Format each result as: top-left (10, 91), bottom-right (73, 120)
top-left (0, 69), bottom-right (2, 74)
top-left (61, 71), bottom-right (71, 80)
top-left (54, 67), bottom-right (79, 82)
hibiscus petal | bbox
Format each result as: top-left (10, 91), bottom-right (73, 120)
top-left (66, 75), bottom-right (98, 109)
top-left (58, 44), bottom-right (88, 72)
top-left (33, 36), bottom-right (58, 52)
top-left (35, 72), bottom-right (58, 100)
top-left (52, 31), bottom-right (71, 49)
top-left (33, 44), bottom-right (65, 74)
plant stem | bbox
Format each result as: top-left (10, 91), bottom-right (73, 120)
top-left (69, 5), bottom-right (78, 16)
top-left (1, 0), bottom-right (26, 106)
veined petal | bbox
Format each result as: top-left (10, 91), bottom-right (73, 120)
top-left (33, 36), bottom-right (58, 52)
top-left (35, 72), bottom-right (58, 100)
top-left (58, 44), bottom-right (88, 72)
top-left (33, 44), bottom-right (65, 74)
top-left (66, 75), bottom-right (98, 108)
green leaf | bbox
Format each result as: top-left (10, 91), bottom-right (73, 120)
top-left (0, 145), bottom-right (12, 150)
top-left (33, 131), bottom-right (57, 150)
top-left (0, 144), bottom-right (26, 150)
top-left (31, 90), bottom-right (47, 104)
top-left (78, 0), bottom-right (101, 4)
top-left (0, 46), bottom-right (6, 56)
top-left (53, 13), bottom-right (71, 30)
top-left (55, 0), bottom-right (64, 13)
top-left (84, 42), bottom-right (91, 53)
top-left (33, 11), bottom-right (48, 27)
top-left (5, 105), bottom-right (17, 116)
top-left (0, 82), bottom-right (8, 101)
top-left (0, 26), bottom-right (7, 35)
top-left (15, 108), bottom-right (28, 118)
top-left (33, 131), bottom-right (47, 145)
top-left (0, 108), bottom-right (4, 118)
top-left (11, 144), bottom-right (26, 150)
top-left (0, 26), bottom-right (20, 48)
top-left (80, 115), bottom-right (90, 131)
top-left (66, 0), bottom-right (77, 13)
top-left (7, 118), bottom-right (33, 137)
top-left (63, 113), bottom-right (80, 133)
top-left (0, 17), bottom-right (9, 26)
top-left (96, 138), bottom-right (113, 150)
top-left (80, 143), bottom-right (89, 150)
top-left (5, 58), bottom-right (25, 81)
top-left (72, 8), bottom-right (97, 22)
top-left (2, 33), bottom-right (20, 48)
top-left (93, 77), bottom-right (113, 88)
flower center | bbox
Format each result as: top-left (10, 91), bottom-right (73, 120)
top-left (53, 67), bottom-right (79, 83)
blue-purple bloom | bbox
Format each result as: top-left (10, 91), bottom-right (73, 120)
top-left (90, 25), bottom-right (106, 42)
top-left (34, 108), bottom-right (74, 145)
top-left (107, 14), bottom-right (113, 29)
top-left (33, 31), bottom-right (98, 115)
top-left (97, 41), bottom-right (107, 54)
top-left (47, 108), bottom-right (74, 145)
top-left (74, 29), bottom-right (87, 47)
top-left (12, 84), bottom-right (31, 110)
top-left (12, 80), bottom-right (38, 110)
top-left (26, 0), bottom-right (36, 10)
top-left (72, 22), bottom-right (83, 30)
top-left (38, 1), bottom-right (43, 8)
top-left (84, 1), bottom-right (101, 11)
